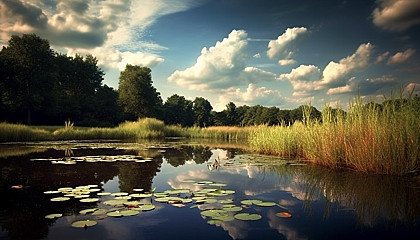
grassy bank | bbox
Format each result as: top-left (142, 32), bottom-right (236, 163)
top-left (249, 97), bottom-right (420, 175)
top-left (1, 96), bottom-right (419, 175)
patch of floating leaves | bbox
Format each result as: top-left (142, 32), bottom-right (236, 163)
top-left (31, 154), bottom-right (153, 165)
top-left (45, 178), bottom-right (292, 230)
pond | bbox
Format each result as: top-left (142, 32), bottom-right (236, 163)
top-left (0, 140), bottom-right (419, 240)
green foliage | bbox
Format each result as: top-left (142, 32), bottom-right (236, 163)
top-left (0, 34), bottom-right (55, 124)
top-left (163, 94), bottom-right (194, 127)
top-left (193, 97), bottom-right (213, 127)
top-left (118, 65), bottom-right (163, 119)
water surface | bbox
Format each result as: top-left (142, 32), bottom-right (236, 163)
top-left (0, 140), bottom-right (419, 240)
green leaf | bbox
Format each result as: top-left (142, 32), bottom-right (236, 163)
top-left (71, 220), bottom-right (98, 228)
top-left (234, 213), bottom-right (262, 221)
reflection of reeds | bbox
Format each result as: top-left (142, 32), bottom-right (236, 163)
top-left (299, 166), bottom-right (420, 226)
top-left (265, 163), bottom-right (420, 226)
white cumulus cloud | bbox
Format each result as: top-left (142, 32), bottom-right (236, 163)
top-left (321, 43), bottom-right (373, 85)
top-left (168, 30), bottom-right (277, 91)
top-left (387, 48), bottom-right (416, 65)
top-left (267, 27), bottom-right (307, 65)
top-left (217, 83), bottom-right (284, 110)
top-left (372, 0), bottom-right (420, 31)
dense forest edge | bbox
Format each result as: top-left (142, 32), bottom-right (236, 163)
top-left (1, 34), bottom-right (420, 175)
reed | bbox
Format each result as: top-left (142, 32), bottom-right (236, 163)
top-left (249, 96), bottom-right (420, 175)
top-left (0, 122), bottom-right (51, 142)
top-left (186, 126), bottom-right (251, 140)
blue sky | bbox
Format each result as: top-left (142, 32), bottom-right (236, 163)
top-left (1, 0), bottom-right (419, 110)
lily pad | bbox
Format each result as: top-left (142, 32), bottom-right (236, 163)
top-left (91, 209), bottom-right (109, 215)
top-left (111, 192), bottom-right (129, 196)
top-left (120, 210), bottom-right (140, 216)
top-left (71, 220), bottom-right (98, 228)
top-left (107, 210), bottom-right (123, 217)
top-left (79, 208), bottom-right (98, 215)
top-left (50, 197), bottom-right (70, 202)
top-left (44, 190), bottom-right (60, 194)
top-left (45, 213), bottom-right (62, 219)
top-left (222, 205), bottom-right (243, 212)
top-left (207, 219), bottom-right (223, 226)
top-left (254, 201), bottom-right (277, 207)
top-left (240, 199), bottom-right (262, 206)
top-left (139, 204), bottom-right (155, 211)
top-left (97, 192), bottom-right (111, 196)
top-left (234, 213), bottom-right (262, 221)
top-left (103, 199), bottom-right (128, 206)
top-left (201, 209), bottom-right (228, 218)
top-left (80, 198), bottom-right (99, 203)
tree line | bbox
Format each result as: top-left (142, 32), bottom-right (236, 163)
top-left (2, 34), bottom-right (416, 127)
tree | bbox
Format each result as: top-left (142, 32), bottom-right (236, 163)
top-left (163, 94), bottom-right (194, 127)
top-left (0, 34), bottom-right (55, 124)
top-left (118, 65), bottom-right (162, 120)
top-left (193, 97), bottom-right (213, 127)
top-left (225, 102), bottom-right (238, 126)
top-left (52, 53), bottom-right (105, 125)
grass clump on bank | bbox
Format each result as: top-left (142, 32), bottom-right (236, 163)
top-left (249, 96), bottom-right (420, 175)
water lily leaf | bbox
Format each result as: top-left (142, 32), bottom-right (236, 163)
top-left (107, 211), bottom-right (123, 217)
top-left (120, 210), bottom-right (140, 216)
top-left (234, 213), bottom-right (262, 221)
top-left (79, 208), bottom-right (98, 215)
top-left (130, 193), bottom-right (151, 198)
top-left (88, 188), bottom-right (101, 192)
top-left (201, 209), bottom-right (228, 218)
top-left (44, 190), bottom-right (60, 194)
top-left (111, 192), bottom-right (129, 196)
top-left (50, 197), bottom-right (70, 202)
top-left (97, 192), bottom-right (111, 196)
top-left (103, 199), bottom-right (128, 206)
top-left (218, 199), bottom-right (233, 204)
top-left (115, 196), bottom-right (132, 200)
top-left (74, 195), bottom-right (90, 199)
top-left (71, 220), bottom-right (97, 228)
top-left (207, 219), bottom-right (223, 226)
top-left (58, 187), bottom-right (73, 192)
top-left (164, 189), bottom-right (190, 194)
top-left (222, 205), bottom-right (243, 212)
top-left (276, 212), bottom-right (292, 218)
top-left (204, 198), bottom-right (217, 203)
top-left (153, 192), bottom-right (169, 198)
top-left (133, 188), bottom-right (144, 192)
top-left (255, 201), bottom-right (277, 207)
top-left (80, 198), bottom-right (99, 203)
top-left (139, 204), bottom-right (155, 211)
top-left (92, 209), bottom-right (109, 215)
top-left (209, 183), bottom-right (227, 187)
top-left (45, 213), bottom-right (62, 219)
top-left (213, 214), bottom-right (235, 222)
top-left (240, 199), bottom-right (262, 206)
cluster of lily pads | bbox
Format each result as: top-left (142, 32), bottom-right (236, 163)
top-left (43, 179), bottom-right (292, 229)
top-left (31, 155), bottom-right (153, 165)
top-left (44, 184), bottom-right (157, 228)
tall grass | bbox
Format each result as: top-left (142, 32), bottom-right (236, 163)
top-left (249, 96), bottom-right (420, 175)
top-left (0, 122), bottom-right (51, 142)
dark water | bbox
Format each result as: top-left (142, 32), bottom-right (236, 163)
top-left (0, 140), bottom-right (419, 240)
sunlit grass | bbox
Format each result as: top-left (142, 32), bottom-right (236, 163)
top-left (0, 96), bottom-right (418, 175)
top-left (249, 96), bottom-right (420, 175)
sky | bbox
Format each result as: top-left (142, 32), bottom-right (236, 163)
top-left (1, 0), bottom-right (420, 111)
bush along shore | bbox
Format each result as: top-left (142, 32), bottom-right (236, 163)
top-left (1, 96), bottom-right (419, 175)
